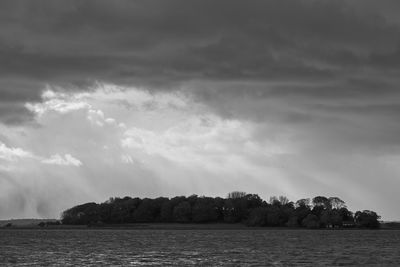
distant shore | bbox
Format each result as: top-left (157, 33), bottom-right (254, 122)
top-left (2, 221), bottom-right (400, 230)
top-left (0, 222), bottom-right (257, 230)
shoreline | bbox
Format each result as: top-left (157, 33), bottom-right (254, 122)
top-left (1, 222), bottom-right (399, 230)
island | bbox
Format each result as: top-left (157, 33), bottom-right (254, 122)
top-left (59, 192), bottom-right (381, 229)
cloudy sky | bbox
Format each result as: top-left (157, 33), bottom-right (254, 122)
top-left (1, 0), bottom-right (400, 220)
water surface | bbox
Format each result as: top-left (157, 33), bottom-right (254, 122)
top-left (1, 229), bottom-right (399, 266)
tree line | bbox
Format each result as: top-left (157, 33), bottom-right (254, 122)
top-left (61, 192), bottom-right (381, 229)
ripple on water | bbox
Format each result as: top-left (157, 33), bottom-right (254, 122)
top-left (0, 229), bottom-right (400, 266)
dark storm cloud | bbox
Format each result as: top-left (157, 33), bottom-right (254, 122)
top-left (0, 104), bottom-right (34, 125)
top-left (370, 47), bottom-right (400, 67)
top-left (0, 0), bottom-right (400, 124)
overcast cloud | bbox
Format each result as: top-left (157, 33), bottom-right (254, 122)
top-left (1, 0), bottom-right (400, 220)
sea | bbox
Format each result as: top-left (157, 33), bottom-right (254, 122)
top-left (1, 229), bottom-right (400, 266)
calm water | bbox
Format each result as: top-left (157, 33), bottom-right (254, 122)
top-left (1, 229), bottom-right (400, 266)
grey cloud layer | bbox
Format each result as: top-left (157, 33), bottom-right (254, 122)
top-left (0, 1), bottom-right (399, 156)
top-left (1, 1), bottom-right (400, 123)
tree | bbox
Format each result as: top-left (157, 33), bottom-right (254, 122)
top-left (223, 198), bottom-right (239, 223)
top-left (312, 196), bottom-right (330, 209)
top-left (173, 201), bottom-right (191, 223)
top-left (266, 206), bottom-right (281, 226)
top-left (133, 198), bottom-right (159, 222)
top-left (192, 197), bottom-right (218, 223)
top-left (320, 209), bottom-right (342, 228)
top-left (302, 214), bottom-right (319, 229)
top-left (338, 207), bottom-right (354, 222)
top-left (61, 202), bottom-right (99, 225)
top-left (329, 197), bottom-right (346, 210)
top-left (278, 196), bottom-right (290, 205)
top-left (213, 197), bottom-right (225, 221)
top-left (108, 198), bottom-right (135, 223)
top-left (311, 205), bottom-right (325, 219)
top-left (124, 197), bottom-right (142, 223)
top-left (295, 198), bottom-right (310, 208)
top-left (269, 196), bottom-right (280, 205)
top-left (355, 210), bottom-right (380, 229)
top-left (294, 202), bottom-right (311, 226)
top-left (227, 191), bottom-right (246, 199)
top-left (160, 201), bottom-right (174, 222)
top-left (280, 203), bottom-right (295, 225)
top-left (330, 209), bottom-right (343, 227)
top-left (247, 207), bottom-right (268, 226)
top-left (187, 194), bottom-right (198, 207)
top-left (223, 195), bottom-right (254, 223)
top-left (286, 216), bottom-right (299, 228)
top-left (245, 194), bottom-right (263, 209)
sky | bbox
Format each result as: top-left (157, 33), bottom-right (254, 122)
top-left (1, 0), bottom-right (400, 220)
